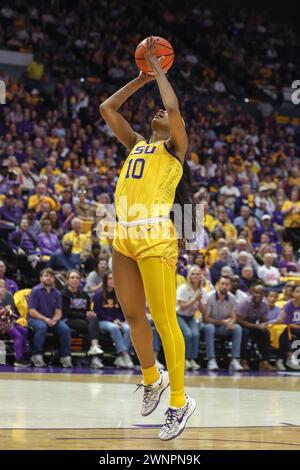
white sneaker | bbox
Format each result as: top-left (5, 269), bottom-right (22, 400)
top-left (207, 358), bottom-right (219, 371)
top-left (87, 344), bottom-right (104, 356)
top-left (155, 359), bottom-right (165, 370)
top-left (185, 359), bottom-right (192, 370)
top-left (114, 355), bottom-right (127, 368)
top-left (159, 394), bottom-right (196, 441)
top-left (135, 369), bottom-right (170, 417)
top-left (229, 359), bottom-right (244, 372)
top-left (31, 355), bottom-right (47, 368)
top-left (60, 356), bottom-right (72, 368)
top-left (123, 354), bottom-right (135, 369)
top-left (286, 355), bottom-right (300, 370)
top-left (190, 359), bottom-right (201, 370)
top-left (276, 359), bottom-right (287, 371)
top-left (91, 357), bottom-right (104, 369)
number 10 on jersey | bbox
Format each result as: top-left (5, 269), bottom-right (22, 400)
top-left (125, 158), bottom-right (145, 179)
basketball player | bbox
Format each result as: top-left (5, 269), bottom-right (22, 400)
top-left (100, 37), bottom-right (196, 440)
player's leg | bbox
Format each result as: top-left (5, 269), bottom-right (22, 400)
top-left (137, 255), bottom-right (185, 408)
top-left (112, 248), bottom-right (157, 376)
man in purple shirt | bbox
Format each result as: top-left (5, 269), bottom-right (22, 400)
top-left (0, 194), bottom-right (22, 225)
top-left (237, 283), bottom-right (276, 371)
top-left (28, 268), bottom-right (72, 368)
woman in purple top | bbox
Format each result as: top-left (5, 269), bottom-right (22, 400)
top-left (93, 272), bottom-right (134, 369)
top-left (37, 219), bottom-right (61, 256)
top-left (279, 245), bottom-right (300, 277)
top-left (284, 285), bottom-right (300, 332)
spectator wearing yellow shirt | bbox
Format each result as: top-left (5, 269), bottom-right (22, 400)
top-left (28, 182), bottom-right (59, 212)
top-left (210, 206), bottom-right (237, 241)
top-left (40, 156), bottom-right (62, 177)
top-left (282, 188), bottom-right (300, 251)
top-left (62, 217), bottom-right (91, 258)
top-left (26, 58), bottom-right (44, 80)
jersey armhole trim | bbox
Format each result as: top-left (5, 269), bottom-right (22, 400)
top-left (163, 142), bottom-right (184, 166)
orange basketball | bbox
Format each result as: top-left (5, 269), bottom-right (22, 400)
top-left (135, 36), bottom-right (174, 75)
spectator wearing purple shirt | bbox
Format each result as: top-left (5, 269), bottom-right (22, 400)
top-left (284, 285), bottom-right (300, 336)
top-left (266, 291), bottom-right (300, 371)
top-left (93, 272), bottom-right (133, 369)
top-left (28, 268), bottom-right (72, 368)
top-left (237, 283), bottom-right (276, 371)
top-left (0, 260), bottom-right (18, 295)
top-left (0, 194), bottom-right (22, 225)
top-left (9, 217), bottom-right (41, 267)
top-left (252, 215), bottom-right (278, 244)
top-left (37, 219), bottom-right (61, 257)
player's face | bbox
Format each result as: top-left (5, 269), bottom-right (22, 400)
top-left (151, 109), bottom-right (169, 132)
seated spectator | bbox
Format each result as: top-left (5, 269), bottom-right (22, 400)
top-left (28, 182), bottom-right (58, 212)
top-left (205, 237), bottom-right (227, 267)
top-left (279, 245), bottom-right (300, 279)
top-left (276, 281), bottom-right (295, 308)
top-left (282, 188), bottom-right (300, 251)
top-left (25, 208), bottom-right (41, 239)
top-left (60, 203), bottom-right (75, 233)
top-left (48, 210), bottom-right (64, 239)
top-left (48, 240), bottom-right (81, 272)
top-left (176, 265), bottom-right (207, 371)
top-left (203, 276), bottom-right (243, 371)
top-left (237, 283), bottom-right (276, 371)
top-left (0, 259), bottom-right (18, 294)
top-left (28, 268), bottom-right (72, 368)
top-left (75, 189), bottom-right (96, 219)
top-left (0, 279), bottom-right (30, 367)
top-left (0, 194), bottom-right (22, 225)
top-left (210, 206), bottom-right (238, 241)
top-left (232, 238), bottom-right (259, 271)
top-left (37, 219), bottom-right (61, 258)
top-left (253, 214), bottom-right (278, 244)
top-left (62, 217), bottom-right (91, 258)
top-left (61, 270), bottom-right (104, 369)
top-left (9, 217), bottom-right (41, 268)
top-left (257, 253), bottom-right (285, 292)
top-left (233, 206), bottom-right (251, 231)
top-left (83, 242), bottom-right (102, 274)
top-left (230, 275), bottom-right (249, 304)
top-left (93, 272), bottom-right (134, 369)
top-left (284, 285), bottom-right (300, 344)
top-left (192, 252), bottom-right (211, 282)
top-left (266, 291), bottom-right (299, 371)
top-left (210, 247), bottom-right (238, 285)
top-left (84, 257), bottom-right (108, 296)
top-left (219, 176), bottom-right (240, 211)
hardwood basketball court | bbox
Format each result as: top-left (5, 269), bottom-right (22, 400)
top-left (1, 371), bottom-right (300, 450)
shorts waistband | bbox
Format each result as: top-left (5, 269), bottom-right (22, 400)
top-left (117, 216), bottom-right (170, 227)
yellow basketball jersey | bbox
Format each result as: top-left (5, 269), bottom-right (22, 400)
top-left (115, 140), bottom-right (183, 222)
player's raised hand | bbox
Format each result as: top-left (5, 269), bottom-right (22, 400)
top-left (142, 36), bottom-right (164, 73)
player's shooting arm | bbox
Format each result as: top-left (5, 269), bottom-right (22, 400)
top-left (143, 37), bottom-right (188, 162)
top-left (99, 74), bottom-right (152, 151)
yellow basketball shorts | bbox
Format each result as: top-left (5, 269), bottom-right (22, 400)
top-left (112, 218), bottom-right (178, 266)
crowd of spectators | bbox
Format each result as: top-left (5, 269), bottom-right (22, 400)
top-left (0, 1), bottom-right (300, 371)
